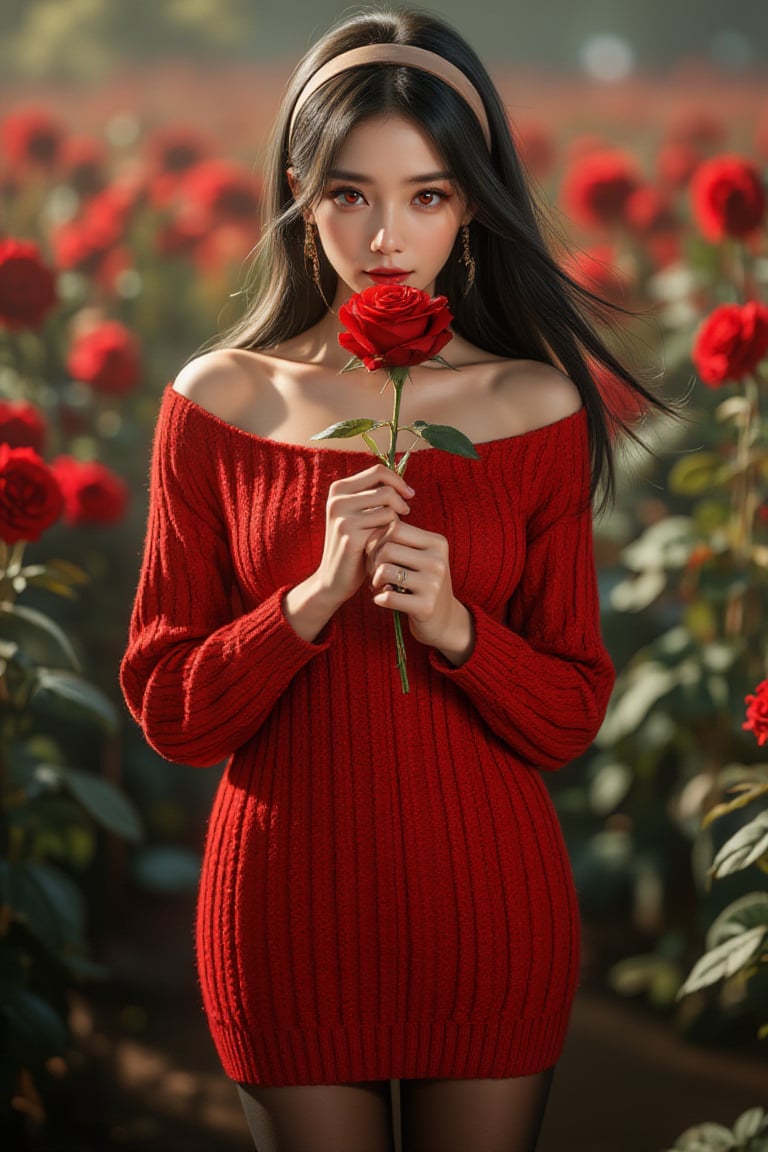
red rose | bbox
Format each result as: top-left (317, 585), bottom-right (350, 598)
top-left (52, 181), bottom-right (141, 277)
top-left (62, 136), bottom-right (108, 198)
top-left (692, 302), bottom-right (768, 386)
top-left (743, 680), bottom-right (768, 746)
top-left (1, 108), bottom-right (63, 169)
top-left (0, 400), bottom-right (46, 452)
top-left (149, 127), bottom-right (210, 174)
top-left (338, 286), bottom-right (453, 371)
top-left (0, 239), bottom-right (58, 330)
top-left (624, 186), bottom-right (678, 236)
top-left (67, 321), bottom-right (141, 395)
top-left (181, 160), bottom-right (261, 225)
top-left (52, 215), bottom-right (118, 275)
top-left (154, 215), bottom-right (208, 258)
top-left (690, 155), bottom-right (766, 242)
top-left (0, 445), bottom-right (63, 544)
top-left (51, 456), bottom-right (128, 525)
top-left (561, 150), bottom-right (640, 229)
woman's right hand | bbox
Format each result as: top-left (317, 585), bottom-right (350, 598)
top-left (317, 463), bottom-right (414, 605)
top-left (283, 463), bottom-right (414, 642)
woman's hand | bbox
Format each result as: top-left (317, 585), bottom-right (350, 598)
top-left (284, 463), bottom-right (414, 641)
top-left (366, 520), bottom-right (475, 666)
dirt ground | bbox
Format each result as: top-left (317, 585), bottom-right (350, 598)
top-left (11, 893), bottom-right (767, 1151)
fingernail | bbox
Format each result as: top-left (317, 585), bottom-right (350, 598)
top-left (405, 484), bottom-right (415, 495)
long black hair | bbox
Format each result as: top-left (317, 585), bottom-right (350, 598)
top-left (215, 5), bottom-right (668, 507)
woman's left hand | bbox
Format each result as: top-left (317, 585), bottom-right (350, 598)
top-left (366, 520), bottom-right (475, 666)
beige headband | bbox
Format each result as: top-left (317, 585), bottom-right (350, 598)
top-left (287, 44), bottom-right (492, 151)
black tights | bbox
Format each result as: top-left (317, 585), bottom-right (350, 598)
top-left (236, 1066), bottom-right (555, 1152)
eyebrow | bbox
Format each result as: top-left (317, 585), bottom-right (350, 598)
top-left (327, 168), bottom-right (454, 183)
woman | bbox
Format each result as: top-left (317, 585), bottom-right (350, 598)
top-left (121, 7), bottom-right (663, 1150)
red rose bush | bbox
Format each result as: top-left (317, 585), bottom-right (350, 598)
top-left (67, 321), bottom-right (141, 395)
top-left (0, 400), bottom-right (47, 452)
top-left (0, 238), bottom-right (58, 330)
top-left (743, 680), bottom-right (768, 746)
top-left (692, 301), bottom-right (768, 386)
top-left (561, 149), bottom-right (640, 229)
top-left (52, 457), bottom-right (129, 525)
top-left (690, 155), bottom-right (766, 241)
top-left (0, 445), bottom-right (63, 545)
top-left (314, 284), bottom-right (477, 693)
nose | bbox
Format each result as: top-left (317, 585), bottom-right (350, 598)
top-left (370, 211), bottom-right (404, 254)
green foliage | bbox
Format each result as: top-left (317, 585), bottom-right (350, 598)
top-left (1, 404), bottom-right (142, 1120)
top-left (665, 1108), bottom-right (768, 1152)
top-left (591, 164), bottom-right (768, 1052)
top-left (411, 421), bottom-right (480, 459)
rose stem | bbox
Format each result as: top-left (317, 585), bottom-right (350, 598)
top-left (387, 369), bottom-right (410, 694)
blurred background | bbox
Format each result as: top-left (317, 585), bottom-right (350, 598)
top-left (1, 2), bottom-right (767, 1150)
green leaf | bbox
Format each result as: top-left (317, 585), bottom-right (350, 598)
top-left (609, 953), bottom-right (680, 998)
top-left (23, 573), bottom-right (79, 598)
top-left (716, 395), bottom-right (751, 424)
top-left (733, 1108), bottom-right (766, 1143)
top-left (311, 418), bottom-right (381, 440)
top-left (417, 423), bottom-right (480, 459)
top-left (61, 767), bottom-right (143, 842)
top-left (4, 860), bottom-right (86, 955)
top-left (42, 558), bottom-right (89, 586)
top-left (429, 354), bottom-right (459, 371)
top-left (673, 1122), bottom-right (736, 1151)
top-left (361, 431), bottom-right (387, 461)
top-left (0, 988), bottom-right (69, 1066)
top-left (668, 452), bottom-right (725, 496)
top-left (703, 784), bottom-right (768, 828)
top-left (610, 568), bottom-right (667, 612)
top-left (588, 759), bottom-right (633, 815)
top-left (676, 925), bottom-right (767, 998)
top-left (710, 811), bottom-right (768, 879)
top-left (0, 602), bottom-right (80, 672)
top-left (30, 669), bottom-right (119, 732)
top-left (339, 356), bottom-right (365, 373)
top-left (619, 516), bottom-right (696, 572)
top-left (22, 862), bottom-right (87, 952)
top-left (595, 662), bottom-right (677, 745)
top-left (24, 797), bottom-right (97, 870)
top-left (707, 893), bottom-right (768, 949)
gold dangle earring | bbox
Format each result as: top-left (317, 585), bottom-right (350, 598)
top-left (303, 218), bottom-right (334, 312)
top-left (461, 224), bottom-right (476, 294)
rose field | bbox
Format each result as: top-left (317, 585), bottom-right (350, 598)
top-left (1, 54), bottom-right (768, 1151)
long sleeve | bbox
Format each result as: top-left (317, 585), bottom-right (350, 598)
top-left (429, 410), bottom-right (615, 769)
top-left (120, 391), bottom-right (335, 767)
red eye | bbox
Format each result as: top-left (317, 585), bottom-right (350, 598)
top-left (330, 187), bottom-right (364, 206)
top-left (415, 190), bottom-right (446, 208)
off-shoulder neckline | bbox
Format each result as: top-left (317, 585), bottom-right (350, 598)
top-left (164, 382), bottom-right (586, 461)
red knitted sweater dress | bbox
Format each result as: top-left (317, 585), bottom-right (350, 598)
top-left (120, 384), bottom-right (615, 1087)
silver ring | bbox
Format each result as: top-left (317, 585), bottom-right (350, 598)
top-left (396, 567), bottom-right (408, 588)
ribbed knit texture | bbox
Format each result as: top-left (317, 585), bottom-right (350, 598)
top-left (121, 384), bottom-right (615, 1086)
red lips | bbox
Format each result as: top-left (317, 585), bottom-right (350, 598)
top-left (366, 267), bottom-right (412, 284)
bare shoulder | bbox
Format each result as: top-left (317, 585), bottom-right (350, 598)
top-left (492, 359), bottom-right (582, 434)
top-left (172, 348), bottom-right (267, 423)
